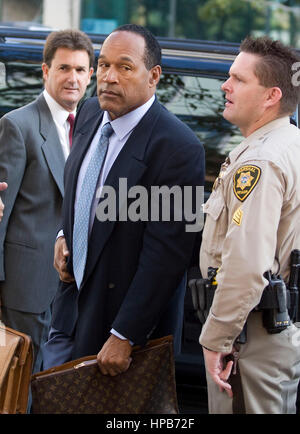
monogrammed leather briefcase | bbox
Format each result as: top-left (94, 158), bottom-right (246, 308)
top-left (0, 323), bottom-right (33, 414)
top-left (31, 335), bottom-right (179, 414)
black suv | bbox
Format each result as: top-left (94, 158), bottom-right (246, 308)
top-left (0, 27), bottom-right (299, 413)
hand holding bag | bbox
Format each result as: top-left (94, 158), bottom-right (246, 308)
top-left (31, 335), bottom-right (179, 414)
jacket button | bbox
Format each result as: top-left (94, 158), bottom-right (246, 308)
top-left (108, 283), bottom-right (115, 289)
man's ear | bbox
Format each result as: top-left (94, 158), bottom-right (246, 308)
top-left (265, 86), bottom-right (282, 109)
top-left (41, 63), bottom-right (49, 81)
top-left (149, 65), bottom-right (162, 88)
top-left (88, 67), bottom-right (94, 84)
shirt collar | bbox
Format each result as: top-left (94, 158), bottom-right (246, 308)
top-left (101, 95), bottom-right (155, 140)
top-left (229, 116), bottom-right (291, 163)
top-left (43, 89), bottom-right (76, 126)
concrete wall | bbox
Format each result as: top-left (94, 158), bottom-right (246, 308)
top-left (1, 0), bottom-right (42, 23)
top-left (0, 0), bottom-right (81, 30)
top-left (43, 0), bottom-right (81, 29)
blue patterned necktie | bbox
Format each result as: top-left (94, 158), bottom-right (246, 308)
top-left (72, 122), bottom-right (113, 289)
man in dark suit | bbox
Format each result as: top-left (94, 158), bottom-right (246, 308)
top-left (45, 24), bottom-right (205, 376)
top-left (0, 30), bottom-right (94, 374)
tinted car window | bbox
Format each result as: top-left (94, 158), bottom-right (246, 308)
top-left (156, 73), bottom-right (243, 192)
top-left (0, 61), bottom-right (42, 117)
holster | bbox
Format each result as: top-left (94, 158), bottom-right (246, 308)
top-left (189, 277), bottom-right (216, 324)
top-left (188, 267), bottom-right (218, 325)
top-left (257, 272), bottom-right (291, 334)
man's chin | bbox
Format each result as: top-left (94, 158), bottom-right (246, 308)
top-left (222, 108), bottom-right (234, 123)
top-left (60, 98), bottom-right (78, 112)
top-left (98, 100), bottom-right (118, 117)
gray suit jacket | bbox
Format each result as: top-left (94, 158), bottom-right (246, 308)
top-left (0, 94), bottom-right (64, 314)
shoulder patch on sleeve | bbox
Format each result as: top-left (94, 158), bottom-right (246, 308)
top-left (233, 165), bottom-right (261, 202)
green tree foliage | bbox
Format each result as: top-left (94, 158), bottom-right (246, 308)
top-left (81, 0), bottom-right (300, 48)
top-left (196, 0), bottom-right (262, 42)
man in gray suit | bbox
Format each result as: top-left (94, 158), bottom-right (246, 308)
top-left (0, 182), bottom-right (7, 221)
top-left (0, 29), bottom-right (94, 373)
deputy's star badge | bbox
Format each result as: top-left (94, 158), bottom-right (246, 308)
top-left (233, 165), bottom-right (261, 202)
top-left (236, 171), bottom-right (254, 190)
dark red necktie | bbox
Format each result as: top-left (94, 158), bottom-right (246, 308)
top-left (67, 113), bottom-right (75, 148)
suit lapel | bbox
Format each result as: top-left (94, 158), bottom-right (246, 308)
top-left (83, 99), bottom-right (162, 286)
top-left (38, 95), bottom-right (65, 196)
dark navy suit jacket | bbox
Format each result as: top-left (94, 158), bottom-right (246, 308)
top-left (51, 96), bottom-right (205, 358)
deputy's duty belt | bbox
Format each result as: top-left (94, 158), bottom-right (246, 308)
top-left (189, 250), bottom-right (300, 339)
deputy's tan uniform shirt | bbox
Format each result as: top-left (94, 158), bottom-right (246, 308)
top-left (200, 116), bottom-right (300, 353)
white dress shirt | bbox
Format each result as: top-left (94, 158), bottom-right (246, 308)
top-left (43, 89), bottom-right (76, 160)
